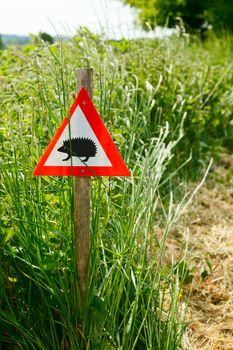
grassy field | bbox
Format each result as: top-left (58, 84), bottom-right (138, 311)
top-left (0, 29), bottom-right (232, 349)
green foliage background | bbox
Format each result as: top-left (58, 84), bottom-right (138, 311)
top-left (123, 0), bottom-right (233, 32)
top-left (0, 28), bottom-right (232, 349)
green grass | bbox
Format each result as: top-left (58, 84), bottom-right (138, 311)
top-left (1, 29), bottom-right (232, 349)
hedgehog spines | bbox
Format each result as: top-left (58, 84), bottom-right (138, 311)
top-left (59, 137), bottom-right (97, 162)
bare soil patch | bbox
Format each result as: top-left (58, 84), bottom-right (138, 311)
top-left (169, 154), bottom-right (233, 349)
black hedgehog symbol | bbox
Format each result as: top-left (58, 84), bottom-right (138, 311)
top-left (57, 137), bottom-right (97, 162)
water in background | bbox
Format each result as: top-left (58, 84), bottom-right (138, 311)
top-left (89, 0), bottom-right (173, 39)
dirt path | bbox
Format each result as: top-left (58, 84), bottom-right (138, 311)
top-left (170, 154), bottom-right (233, 349)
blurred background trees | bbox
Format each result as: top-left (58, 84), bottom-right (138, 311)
top-left (0, 35), bottom-right (4, 50)
top-left (123, 0), bottom-right (233, 33)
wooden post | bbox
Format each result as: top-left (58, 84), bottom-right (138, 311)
top-left (75, 68), bottom-right (93, 303)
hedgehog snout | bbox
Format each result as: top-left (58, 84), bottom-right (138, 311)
top-left (57, 145), bottom-right (65, 152)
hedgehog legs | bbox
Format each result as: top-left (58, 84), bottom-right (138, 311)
top-left (82, 157), bottom-right (89, 162)
top-left (62, 155), bottom-right (71, 161)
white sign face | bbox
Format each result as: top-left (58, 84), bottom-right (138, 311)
top-left (44, 106), bottom-right (112, 167)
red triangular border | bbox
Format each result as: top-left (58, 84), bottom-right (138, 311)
top-left (33, 87), bottom-right (130, 177)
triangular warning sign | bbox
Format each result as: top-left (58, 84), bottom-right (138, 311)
top-left (33, 87), bottom-right (130, 177)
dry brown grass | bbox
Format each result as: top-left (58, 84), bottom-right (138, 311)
top-left (164, 154), bottom-right (233, 349)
